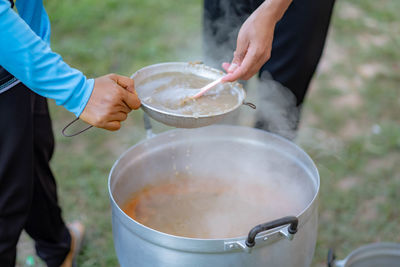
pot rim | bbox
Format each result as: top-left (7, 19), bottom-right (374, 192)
top-left (108, 125), bottom-right (320, 245)
top-left (336, 242), bottom-right (400, 267)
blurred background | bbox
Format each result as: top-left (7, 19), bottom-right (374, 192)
top-left (17, 0), bottom-right (399, 266)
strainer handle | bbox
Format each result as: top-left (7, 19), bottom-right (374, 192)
top-left (62, 118), bottom-right (93, 137)
top-left (242, 101), bottom-right (256, 109)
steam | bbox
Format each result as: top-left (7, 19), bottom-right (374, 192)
top-left (203, 0), bottom-right (248, 67)
top-left (254, 72), bottom-right (300, 140)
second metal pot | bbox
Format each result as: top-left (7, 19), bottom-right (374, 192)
top-left (328, 243), bottom-right (400, 267)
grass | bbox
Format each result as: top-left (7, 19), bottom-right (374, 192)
top-left (16, 0), bottom-right (399, 266)
top-left (300, 1), bottom-right (400, 264)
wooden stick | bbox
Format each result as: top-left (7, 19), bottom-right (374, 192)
top-left (191, 77), bottom-right (224, 99)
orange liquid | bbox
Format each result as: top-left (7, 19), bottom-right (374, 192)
top-left (122, 176), bottom-right (308, 239)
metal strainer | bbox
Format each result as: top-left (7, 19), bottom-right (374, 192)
top-left (132, 62), bottom-right (256, 128)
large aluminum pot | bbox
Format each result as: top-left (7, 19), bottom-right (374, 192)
top-left (108, 125), bottom-right (320, 267)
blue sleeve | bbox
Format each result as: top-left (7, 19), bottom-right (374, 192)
top-left (0, 0), bottom-right (94, 117)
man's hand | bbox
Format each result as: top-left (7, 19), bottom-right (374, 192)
top-left (222, 0), bottom-right (292, 83)
top-left (80, 74), bottom-right (141, 131)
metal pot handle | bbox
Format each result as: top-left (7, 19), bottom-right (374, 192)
top-left (224, 216), bottom-right (298, 253)
top-left (245, 216), bottom-right (298, 248)
top-left (327, 248), bottom-right (336, 267)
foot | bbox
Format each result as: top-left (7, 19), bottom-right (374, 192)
top-left (60, 221), bottom-right (85, 267)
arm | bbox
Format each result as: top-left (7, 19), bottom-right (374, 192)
top-left (221, 0), bottom-right (292, 82)
top-left (0, 0), bottom-right (140, 130)
top-left (0, 0), bottom-right (93, 117)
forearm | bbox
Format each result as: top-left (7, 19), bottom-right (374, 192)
top-left (0, 0), bottom-right (94, 117)
top-left (258, 0), bottom-right (293, 24)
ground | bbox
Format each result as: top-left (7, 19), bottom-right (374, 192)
top-left (16, 0), bottom-right (399, 266)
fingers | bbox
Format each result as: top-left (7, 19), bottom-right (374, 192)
top-left (109, 74), bottom-right (141, 110)
top-left (222, 52), bottom-right (253, 82)
top-left (109, 112), bottom-right (128, 122)
top-left (220, 34), bottom-right (249, 82)
top-left (232, 35), bottom-right (249, 67)
top-left (109, 74), bottom-right (136, 94)
top-left (121, 87), bottom-right (141, 110)
top-left (117, 102), bottom-right (131, 114)
top-left (222, 62), bottom-right (231, 72)
top-left (99, 111), bottom-right (128, 131)
top-left (223, 45), bottom-right (268, 82)
top-left (224, 33), bottom-right (249, 75)
top-left (222, 69), bottom-right (245, 83)
top-left (104, 121), bottom-right (121, 131)
top-left (227, 62), bottom-right (239, 73)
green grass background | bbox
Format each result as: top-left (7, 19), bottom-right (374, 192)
top-left (17, 0), bottom-right (400, 266)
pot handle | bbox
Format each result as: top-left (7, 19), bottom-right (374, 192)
top-left (327, 248), bottom-right (336, 267)
top-left (245, 216), bottom-right (298, 248)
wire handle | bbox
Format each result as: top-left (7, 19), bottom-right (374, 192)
top-left (62, 118), bottom-right (93, 137)
top-left (242, 101), bottom-right (256, 109)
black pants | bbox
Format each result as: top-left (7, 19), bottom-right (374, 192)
top-left (204, 0), bottom-right (335, 138)
top-left (0, 83), bottom-right (70, 267)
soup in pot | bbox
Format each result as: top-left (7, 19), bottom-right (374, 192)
top-left (122, 174), bottom-right (310, 239)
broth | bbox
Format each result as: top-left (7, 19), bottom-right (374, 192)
top-left (122, 175), bottom-right (309, 239)
top-left (137, 72), bottom-right (240, 117)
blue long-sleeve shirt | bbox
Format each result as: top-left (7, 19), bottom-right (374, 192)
top-left (0, 0), bottom-right (94, 117)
